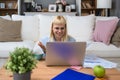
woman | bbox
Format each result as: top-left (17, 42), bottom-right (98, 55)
top-left (33, 16), bottom-right (76, 57)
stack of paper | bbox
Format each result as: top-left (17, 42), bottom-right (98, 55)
top-left (84, 54), bottom-right (117, 68)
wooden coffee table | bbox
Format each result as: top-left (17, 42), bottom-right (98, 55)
top-left (0, 60), bottom-right (120, 80)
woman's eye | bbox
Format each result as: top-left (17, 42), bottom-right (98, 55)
top-left (61, 28), bottom-right (64, 30)
top-left (55, 27), bottom-right (59, 30)
top-left (55, 27), bottom-right (65, 30)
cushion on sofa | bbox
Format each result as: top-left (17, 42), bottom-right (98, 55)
top-left (0, 40), bottom-right (35, 57)
top-left (12, 15), bottom-right (39, 41)
top-left (38, 15), bottom-right (55, 39)
top-left (96, 16), bottom-right (118, 21)
top-left (67, 14), bottom-right (95, 41)
top-left (86, 42), bottom-right (120, 57)
top-left (0, 15), bottom-right (11, 20)
top-left (0, 18), bottom-right (22, 42)
top-left (111, 26), bottom-right (120, 47)
top-left (93, 18), bottom-right (119, 45)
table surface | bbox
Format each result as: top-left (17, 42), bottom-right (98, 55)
top-left (0, 60), bottom-right (120, 80)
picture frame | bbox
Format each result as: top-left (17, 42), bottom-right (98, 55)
top-left (35, 4), bottom-right (42, 12)
top-left (0, 3), bottom-right (5, 8)
top-left (7, 2), bottom-right (13, 9)
top-left (48, 4), bottom-right (56, 12)
top-left (65, 5), bottom-right (71, 12)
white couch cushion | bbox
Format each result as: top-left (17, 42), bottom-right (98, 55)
top-left (38, 15), bottom-right (54, 39)
top-left (67, 14), bottom-right (95, 41)
top-left (96, 16), bottom-right (118, 21)
top-left (12, 15), bottom-right (39, 41)
top-left (86, 42), bottom-right (120, 57)
top-left (0, 15), bottom-right (11, 20)
top-left (0, 40), bottom-right (35, 57)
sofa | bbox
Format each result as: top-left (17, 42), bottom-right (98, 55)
top-left (0, 14), bottom-right (120, 58)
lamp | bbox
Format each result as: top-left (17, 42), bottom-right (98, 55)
top-left (97, 0), bottom-right (112, 16)
top-left (24, 0), bottom-right (33, 12)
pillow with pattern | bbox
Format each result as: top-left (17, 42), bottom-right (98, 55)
top-left (93, 18), bottom-right (119, 45)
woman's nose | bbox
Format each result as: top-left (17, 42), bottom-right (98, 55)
top-left (58, 29), bottom-right (62, 32)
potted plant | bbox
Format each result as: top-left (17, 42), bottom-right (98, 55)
top-left (5, 47), bottom-right (37, 80)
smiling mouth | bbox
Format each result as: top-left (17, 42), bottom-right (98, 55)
top-left (57, 34), bottom-right (63, 36)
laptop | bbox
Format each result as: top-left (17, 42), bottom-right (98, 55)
top-left (46, 42), bottom-right (86, 66)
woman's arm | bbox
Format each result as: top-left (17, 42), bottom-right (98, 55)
top-left (38, 41), bottom-right (46, 53)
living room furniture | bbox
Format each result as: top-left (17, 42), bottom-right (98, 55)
top-left (24, 12), bottom-right (77, 16)
top-left (21, 0), bottom-right (108, 16)
top-left (80, 0), bottom-right (97, 16)
top-left (0, 0), bottom-right (112, 16)
top-left (0, 0), bottom-right (21, 16)
top-left (0, 60), bottom-right (120, 80)
top-left (0, 14), bottom-right (120, 58)
top-left (97, 0), bottom-right (112, 16)
top-left (76, 0), bottom-right (108, 16)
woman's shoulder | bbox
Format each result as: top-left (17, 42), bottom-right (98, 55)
top-left (68, 35), bottom-right (76, 42)
top-left (39, 36), bottom-right (49, 41)
top-left (39, 36), bottom-right (50, 46)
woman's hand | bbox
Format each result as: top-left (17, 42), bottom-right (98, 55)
top-left (38, 41), bottom-right (46, 53)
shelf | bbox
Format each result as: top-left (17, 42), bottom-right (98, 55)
top-left (81, 8), bottom-right (97, 10)
top-left (0, 0), bottom-right (18, 16)
top-left (0, 9), bottom-right (17, 10)
top-left (24, 12), bottom-right (77, 16)
top-left (80, 0), bottom-right (105, 16)
top-left (0, 0), bottom-right (17, 1)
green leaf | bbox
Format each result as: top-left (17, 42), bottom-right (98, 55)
top-left (5, 47), bottom-right (37, 74)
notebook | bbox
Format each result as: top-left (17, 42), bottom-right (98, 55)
top-left (51, 68), bottom-right (95, 80)
top-left (46, 42), bottom-right (86, 66)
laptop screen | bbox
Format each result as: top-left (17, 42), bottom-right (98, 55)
top-left (46, 42), bottom-right (86, 66)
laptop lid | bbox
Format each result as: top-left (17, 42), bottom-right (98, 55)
top-left (46, 42), bottom-right (86, 66)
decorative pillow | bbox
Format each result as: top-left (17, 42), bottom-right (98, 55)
top-left (12, 15), bottom-right (39, 41)
top-left (0, 18), bottom-right (22, 42)
top-left (111, 26), bottom-right (120, 47)
top-left (93, 18), bottom-right (119, 45)
top-left (67, 14), bottom-right (95, 41)
top-left (96, 16), bottom-right (118, 21)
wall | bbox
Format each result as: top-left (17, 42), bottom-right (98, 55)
top-left (110, 0), bottom-right (120, 25)
top-left (110, 0), bottom-right (120, 18)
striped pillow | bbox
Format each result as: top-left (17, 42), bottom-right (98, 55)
top-left (93, 18), bottom-right (119, 45)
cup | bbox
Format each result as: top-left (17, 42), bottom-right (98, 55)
top-left (33, 54), bottom-right (43, 60)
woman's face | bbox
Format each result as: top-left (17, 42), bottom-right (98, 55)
top-left (52, 24), bottom-right (66, 41)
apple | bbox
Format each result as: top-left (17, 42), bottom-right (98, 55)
top-left (93, 65), bottom-right (105, 78)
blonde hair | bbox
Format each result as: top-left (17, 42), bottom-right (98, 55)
top-left (50, 16), bottom-right (68, 41)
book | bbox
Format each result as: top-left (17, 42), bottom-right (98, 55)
top-left (81, 12), bottom-right (90, 16)
top-left (51, 68), bottom-right (95, 80)
top-left (85, 2), bottom-right (92, 8)
top-left (81, 3), bottom-right (84, 9)
top-left (14, 2), bottom-right (18, 9)
top-left (82, 2), bottom-right (87, 9)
